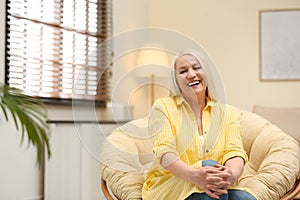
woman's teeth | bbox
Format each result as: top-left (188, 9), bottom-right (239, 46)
top-left (188, 81), bottom-right (200, 87)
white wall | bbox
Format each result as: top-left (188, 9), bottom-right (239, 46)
top-left (0, 120), bottom-right (43, 200)
top-left (111, 0), bottom-right (152, 118)
top-left (146, 0), bottom-right (300, 111)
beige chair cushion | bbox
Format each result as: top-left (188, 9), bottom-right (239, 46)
top-left (100, 110), bottom-right (300, 200)
top-left (99, 117), bottom-right (151, 200)
top-left (239, 110), bottom-right (300, 200)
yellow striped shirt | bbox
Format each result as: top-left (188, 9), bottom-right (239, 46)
top-left (142, 95), bottom-right (248, 200)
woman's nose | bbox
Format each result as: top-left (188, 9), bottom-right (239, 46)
top-left (187, 68), bottom-right (196, 78)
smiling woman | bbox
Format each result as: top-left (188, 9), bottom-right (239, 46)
top-left (141, 49), bottom-right (257, 200)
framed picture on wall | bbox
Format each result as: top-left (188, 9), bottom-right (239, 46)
top-left (259, 9), bottom-right (300, 81)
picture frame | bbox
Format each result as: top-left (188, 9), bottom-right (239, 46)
top-left (259, 9), bottom-right (300, 81)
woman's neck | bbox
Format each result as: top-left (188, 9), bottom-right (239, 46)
top-left (185, 93), bottom-right (206, 112)
top-left (185, 95), bottom-right (206, 135)
top-left (184, 94), bottom-right (206, 127)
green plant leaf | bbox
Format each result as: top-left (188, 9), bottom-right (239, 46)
top-left (0, 102), bottom-right (9, 121)
top-left (2, 97), bottom-right (21, 131)
top-left (0, 83), bottom-right (51, 167)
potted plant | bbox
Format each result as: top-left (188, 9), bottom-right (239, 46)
top-left (0, 83), bottom-right (51, 167)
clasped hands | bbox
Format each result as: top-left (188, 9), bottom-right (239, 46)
top-left (190, 164), bottom-right (235, 199)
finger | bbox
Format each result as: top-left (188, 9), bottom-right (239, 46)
top-left (207, 183), bottom-right (228, 194)
top-left (209, 188), bottom-right (228, 196)
top-left (219, 181), bottom-right (231, 189)
top-left (206, 167), bottom-right (224, 174)
top-left (205, 189), bottom-right (220, 199)
top-left (214, 164), bottom-right (225, 169)
top-left (207, 180), bottom-right (231, 190)
top-left (206, 176), bottom-right (223, 183)
top-left (216, 172), bottom-right (232, 179)
top-left (211, 189), bottom-right (228, 196)
top-left (207, 170), bottom-right (232, 179)
top-left (206, 172), bottom-right (232, 182)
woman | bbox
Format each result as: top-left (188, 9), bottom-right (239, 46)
top-left (142, 49), bottom-right (256, 200)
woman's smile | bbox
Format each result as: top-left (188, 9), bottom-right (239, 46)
top-left (175, 53), bottom-right (207, 98)
top-left (188, 80), bottom-right (201, 87)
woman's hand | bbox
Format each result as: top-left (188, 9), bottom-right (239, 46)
top-left (188, 166), bottom-right (228, 199)
top-left (161, 154), bottom-right (244, 199)
top-left (161, 153), bottom-right (225, 198)
top-left (216, 164), bottom-right (238, 188)
top-left (205, 157), bottom-right (245, 195)
top-left (205, 164), bottom-right (233, 193)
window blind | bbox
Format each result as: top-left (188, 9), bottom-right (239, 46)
top-left (5, 0), bottom-right (113, 105)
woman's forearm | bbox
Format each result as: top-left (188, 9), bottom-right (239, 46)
top-left (224, 156), bottom-right (245, 183)
top-left (161, 152), bottom-right (193, 180)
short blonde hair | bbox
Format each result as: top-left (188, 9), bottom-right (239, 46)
top-left (169, 49), bottom-right (225, 102)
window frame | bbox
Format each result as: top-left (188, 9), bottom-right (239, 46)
top-left (4, 0), bottom-right (113, 106)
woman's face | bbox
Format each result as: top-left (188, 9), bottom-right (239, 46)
top-left (174, 54), bottom-right (207, 99)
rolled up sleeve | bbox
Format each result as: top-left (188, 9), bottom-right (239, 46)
top-left (222, 106), bottom-right (248, 165)
top-left (150, 100), bottom-right (179, 162)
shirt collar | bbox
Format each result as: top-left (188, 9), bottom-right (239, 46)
top-left (174, 95), bottom-right (185, 105)
top-left (174, 95), bottom-right (214, 108)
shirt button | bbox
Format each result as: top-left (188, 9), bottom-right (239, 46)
top-left (206, 150), bottom-right (209, 153)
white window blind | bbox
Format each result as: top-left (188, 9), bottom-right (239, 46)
top-left (5, 0), bottom-right (113, 105)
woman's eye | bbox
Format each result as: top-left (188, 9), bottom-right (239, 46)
top-left (178, 70), bottom-right (187, 74)
top-left (194, 65), bottom-right (202, 70)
